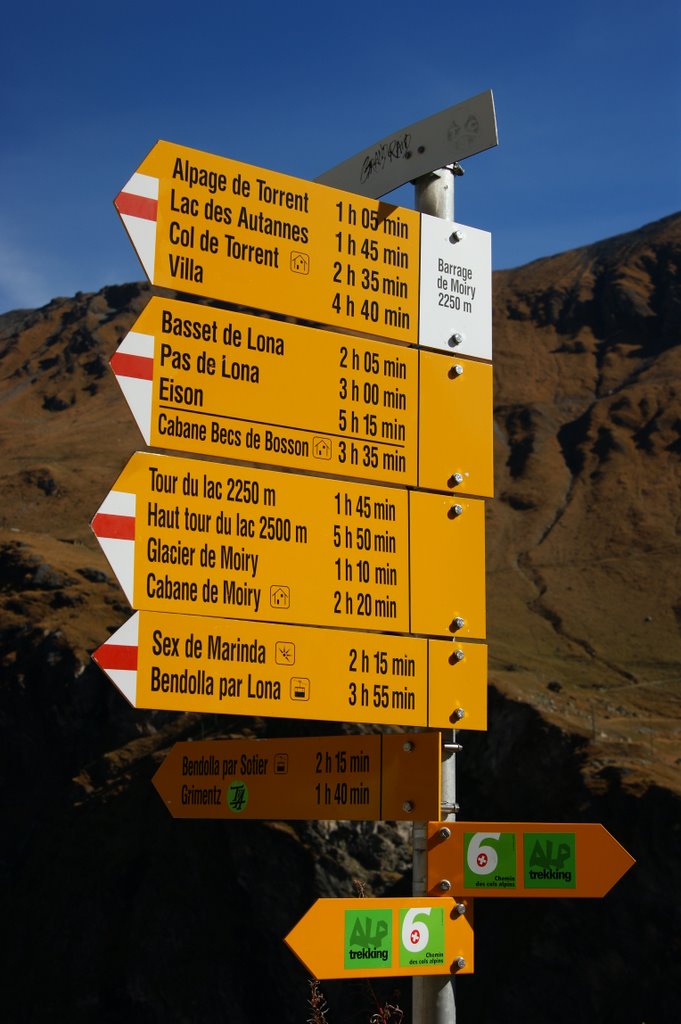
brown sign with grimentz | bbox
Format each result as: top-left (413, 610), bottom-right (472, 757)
top-left (152, 732), bottom-right (441, 821)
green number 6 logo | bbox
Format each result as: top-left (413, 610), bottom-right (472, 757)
top-left (466, 832), bottom-right (501, 875)
top-left (400, 907), bottom-right (432, 953)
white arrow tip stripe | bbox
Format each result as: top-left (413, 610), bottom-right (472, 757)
top-left (118, 376), bottom-right (152, 444)
top-left (108, 612), bottom-right (140, 647)
top-left (107, 669), bottom-right (138, 707)
top-left (121, 214), bottom-right (157, 281)
top-left (119, 331), bottom-right (155, 358)
top-left (97, 490), bottom-right (136, 518)
top-left (98, 537), bottom-right (135, 604)
top-left (124, 172), bottom-right (159, 199)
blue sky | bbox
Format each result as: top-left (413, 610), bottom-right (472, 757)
top-left (2, 0), bottom-right (679, 313)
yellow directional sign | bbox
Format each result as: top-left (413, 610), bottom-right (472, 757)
top-left (115, 142), bottom-right (493, 359)
top-left (410, 489), bottom-right (488, 638)
top-left (116, 141), bottom-right (420, 346)
top-left (93, 610), bottom-right (488, 729)
top-left (285, 897), bottom-right (474, 978)
top-left (152, 732), bottom-right (441, 821)
top-left (426, 822), bottom-right (635, 898)
top-left (111, 296), bottom-right (493, 495)
top-left (418, 352), bottom-right (493, 497)
top-left (91, 451), bottom-right (486, 638)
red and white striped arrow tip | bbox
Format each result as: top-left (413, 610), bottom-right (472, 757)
top-left (92, 613), bottom-right (139, 706)
top-left (90, 489), bottom-right (136, 605)
top-left (114, 172), bottom-right (159, 280)
top-left (109, 331), bottom-right (154, 443)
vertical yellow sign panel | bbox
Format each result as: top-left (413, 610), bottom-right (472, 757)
top-left (381, 733), bottom-right (442, 820)
top-left (418, 352), bottom-right (494, 497)
top-left (427, 639), bottom-right (487, 730)
top-left (409, 493), bottom-right (486, 639)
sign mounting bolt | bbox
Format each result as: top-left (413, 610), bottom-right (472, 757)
top-left (448, 363), bottom-right (464, 379)
top-left (402, 800), bottom-right (414, 812)
top-left (455, 957), bottom-right (467, 970)
top-left (452, 616), bottom-right (465, 630)
top-left (456, 903), bottom-right (466, 916)
top-left (439, 827), bottom-right (451, 840)
top-left (448, 333), bottom-right (464, 348)
top-left (403, 741), bottom-right (414, 752)
top-left (451, 472), bottom-right (464, 486)
top-left (450, 229), bottom-right (466, 243)
top-left (451, 648), bottom-right (465, 663)
top-left (454, 707), bottom-right (465, 721)
top-left (439, 879), bottom-right (452, 892)
top-left (449, 503), bottom-right (464, 518)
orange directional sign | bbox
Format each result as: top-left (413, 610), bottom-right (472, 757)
top-left (152, 732), bottom-right (441, 821)
top-left (426, 822), bottom-right (635, 898)
top-left (285, 897), bottom-right (474, 978)
top-left (93, 611), bottom-right (488, 730)
top-left (112, 296), bottom-right (493, 495)
top-left (91, 451), bottom-right (486, 639)
top-left (115, 141), bottom-right (492, 359)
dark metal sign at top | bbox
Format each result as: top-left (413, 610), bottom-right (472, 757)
top-left (316, 90), bottom-right (498, 199)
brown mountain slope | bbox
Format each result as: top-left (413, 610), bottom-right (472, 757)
top-left (487, 213), bottom-right (681, 794)
top-left (2, 218), bottom-right (678, 793)
top-left (1, 215), bottom-right (680, 1022)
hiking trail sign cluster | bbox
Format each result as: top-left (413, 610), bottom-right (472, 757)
top-left (93, 94), bottom-right (634, 983)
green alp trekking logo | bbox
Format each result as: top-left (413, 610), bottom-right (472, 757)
top-left (344, 910), bottom-right (392, 969)
top-left (524, 832), bottom-right (576, 888)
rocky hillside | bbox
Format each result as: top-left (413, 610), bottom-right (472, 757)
top-left (1, 214), bottom-right (680, 1022)
top-left (489, 212), bottom-right (681, 795)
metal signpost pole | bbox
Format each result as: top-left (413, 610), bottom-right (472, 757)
top-left (412, 164), bottom-right (458, 1024)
